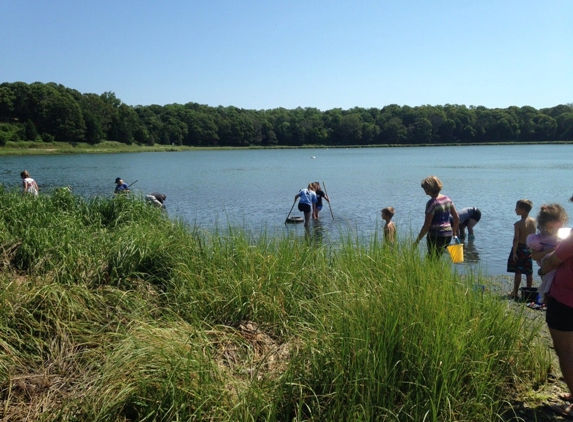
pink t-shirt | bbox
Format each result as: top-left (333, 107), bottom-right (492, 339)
top-left (549, 234), bottom-right (573, 307)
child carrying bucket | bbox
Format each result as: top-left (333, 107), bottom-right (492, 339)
top-left (527, 204), bottom-right (569, 306)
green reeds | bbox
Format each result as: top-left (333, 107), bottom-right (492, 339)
top-left (0, 189), bottom-right (551, 421)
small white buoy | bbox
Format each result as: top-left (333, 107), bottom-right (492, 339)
top-left (311, 156), bottom-right (316, 159)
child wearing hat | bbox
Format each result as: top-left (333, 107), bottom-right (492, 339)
top-left (114, 177), bottom-right (130, 194)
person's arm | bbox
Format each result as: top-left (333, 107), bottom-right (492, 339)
top-left (512, 223), bottom-right (520, 261)
top-left (415, 212), bottom-right (433, 244)
top-left (531, 247), bottom-right (555, 263)
top-left (450, 206), bottom-right (460, 238)
top-left (539, 251), bottom-right (563, 276)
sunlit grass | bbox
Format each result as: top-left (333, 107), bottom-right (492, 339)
top-left (0, 188), bottom-right (551, 421)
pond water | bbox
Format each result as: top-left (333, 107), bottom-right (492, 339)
top-left (2, 144), bottom-right (573, 276)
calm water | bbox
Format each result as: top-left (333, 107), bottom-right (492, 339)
top-left (2, 144), bottom-right (573, 276)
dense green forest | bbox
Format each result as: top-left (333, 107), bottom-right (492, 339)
top-left (1, 81), bottom-right (572, 147)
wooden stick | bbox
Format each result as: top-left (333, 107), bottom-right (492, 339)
top-left (322, 181), bottom-right (334, 220)
top-left (285, 199), bottom-right (297, 225)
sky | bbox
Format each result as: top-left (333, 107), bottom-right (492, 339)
top-left (1, 0), bottom-right (572, 111)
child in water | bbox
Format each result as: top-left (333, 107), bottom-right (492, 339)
top-left (294, 183), bottom-right (317, 228)
top-left (381, 207), bottom-right (396, 244)
top-left (21, 170), bottom-right (39, 196)
top-left (527, 203), bottom-right (568, 306)
top-left (312, 182), bottom-right (330, 220)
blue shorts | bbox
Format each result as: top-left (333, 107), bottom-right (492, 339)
top-left (316, 205), bottom-right (323, 211)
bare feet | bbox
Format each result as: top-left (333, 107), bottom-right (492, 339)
top-left (550, 403), bottom-right (573, 418)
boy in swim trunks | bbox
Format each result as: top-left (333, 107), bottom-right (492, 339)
top-left (507, 199), bottom-right (536, 301)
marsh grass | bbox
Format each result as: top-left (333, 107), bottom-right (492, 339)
top-left (0, 189), bottom-right (550, 421)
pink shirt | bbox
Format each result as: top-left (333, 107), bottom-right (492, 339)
top-left (549, 234), bottom-right (573, 307)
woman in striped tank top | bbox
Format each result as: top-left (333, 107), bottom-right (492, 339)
top-left (414, 175), bottom-right (460, 259)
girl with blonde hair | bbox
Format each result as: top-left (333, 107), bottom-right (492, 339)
top-left (415, 176), bottom-right (459, 258)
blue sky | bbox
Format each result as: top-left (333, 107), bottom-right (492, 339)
top-left (1, 0), bottom-right (572, 110)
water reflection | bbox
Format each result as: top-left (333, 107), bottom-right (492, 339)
top-left (308, 220), bottom-right (325, 244)
top-left (463, 239), bottom-right (480, 264)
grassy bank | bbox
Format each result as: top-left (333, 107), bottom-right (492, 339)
top-left (0, 140), bottom-right (195, 155)
top-left (2, 140), bottom-right (572, 156)
top-left (0, 188), bottom-right (551, 421)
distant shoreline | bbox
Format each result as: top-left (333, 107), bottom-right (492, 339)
top-left (0, 140), bottom-right (571, 156)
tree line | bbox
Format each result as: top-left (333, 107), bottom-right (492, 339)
top-left (1, 81), bottom-right (572, 147)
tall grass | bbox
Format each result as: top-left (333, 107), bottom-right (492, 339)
top-left (0, 188), bottom-right (550, 421)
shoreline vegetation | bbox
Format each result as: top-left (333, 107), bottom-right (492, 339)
top-left (0, 188), bottom-right (562, 421)
top-left (1, 82), bottom-right (572, 151)
top-left (1, 139), bottom-right (573, 156)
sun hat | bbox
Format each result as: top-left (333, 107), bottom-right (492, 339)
top-left (115, 177), bottom-right (121, 183)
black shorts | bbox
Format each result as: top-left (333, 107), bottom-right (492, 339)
top-left (546, 296), bottom-right (573, 331)
top-left (461, 209), bottom-right (481, 225)
top-left (426, 234), bottom-right (452, 258)
top-left (298, 203), bottom-right (311, 213)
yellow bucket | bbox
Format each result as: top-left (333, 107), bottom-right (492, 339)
top-left (447, 243), bottom-right (464, 263)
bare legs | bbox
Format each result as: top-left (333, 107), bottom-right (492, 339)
top-left (550, 328), bottom-right (573, 411)
top-left (303, 211), bottom-right (311, 227)
top-left (512, 274), bottom-right (521, 300)
top-left (511, 273), bottom-right (533, 300)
